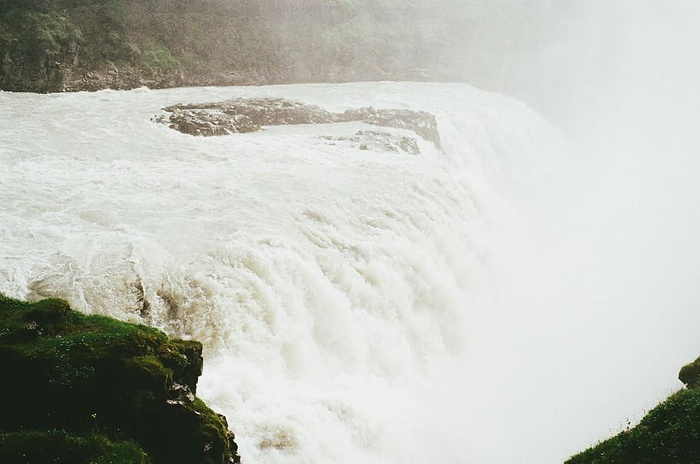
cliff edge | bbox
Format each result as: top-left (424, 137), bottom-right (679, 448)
top-left (0, 293), bottom-right (240, 464)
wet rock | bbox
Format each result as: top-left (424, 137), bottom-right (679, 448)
top-left (166, 108), bottom-right (258, 136)
top-left (367, 109), bottom-right (440, 148)
top-left (157, 97), bottom-right (441, 149)
top-left (321, 130), bottom-right (421, 155)
top-left (216, 97), bottom-right (337, 126)
top-left (161, 97), bottom-right (337, 136)
top-left (338, 107), bottom-right (440, 147)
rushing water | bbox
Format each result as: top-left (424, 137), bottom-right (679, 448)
top-left (1, 82), bottom-right (698, 463)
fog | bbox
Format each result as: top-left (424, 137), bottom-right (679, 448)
top-left (451, 1), bottom-right (699, 150)
top-left (442, 1), bottom-right (700, 461)
top-left (234, 2), bottom-right (700, 459)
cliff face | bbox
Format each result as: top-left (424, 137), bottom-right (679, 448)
top-left (0, 293), bottom-right (240, 464)
top-left (0, 0), bottom-right (454, 93)
top-left (566, 357), bottom-right (700, 464)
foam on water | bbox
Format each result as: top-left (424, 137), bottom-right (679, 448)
top-left (5, 81), bottom-right (693, 463)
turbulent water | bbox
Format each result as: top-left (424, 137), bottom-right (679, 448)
top-left (2, 82), bottom-right (698, 463)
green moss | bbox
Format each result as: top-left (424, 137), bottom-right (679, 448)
top-left (567, 388), bottom-right (700, 463)
top-left (0, 430), bottom-right (150, 464)
top-left (122, 354), bottom-right (174, 390)
top-left (0, 293), bottom-right (238, 464)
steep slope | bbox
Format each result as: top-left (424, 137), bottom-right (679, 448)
top-left (0, 0), bottom-right (453, 92)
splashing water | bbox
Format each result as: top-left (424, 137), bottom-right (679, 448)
top-left (3, 81), bottom-right (697, 463)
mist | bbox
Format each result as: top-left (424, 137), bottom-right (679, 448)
top-left (438, 1), bottom-right (700, 461)
top-left (2, 1), bottom-right (700, 463)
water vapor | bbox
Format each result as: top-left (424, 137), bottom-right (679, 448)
top-left (449, 2), bottom-right (700, 461)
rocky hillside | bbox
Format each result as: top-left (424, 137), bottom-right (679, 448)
top-left (0, 0), bottom-right (458, 92)
top-left (566, 357), bottom-right (700, 463)
top-left (0, 293), bottom-right (240, 464)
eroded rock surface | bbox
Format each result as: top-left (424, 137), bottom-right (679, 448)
top-left (157, 98), bottom-right (336, 136)
top-left (156, 97), bottom-right (441, 149)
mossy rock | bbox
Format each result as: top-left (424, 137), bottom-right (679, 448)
top-left (0, 293), bottom-right (240, 464)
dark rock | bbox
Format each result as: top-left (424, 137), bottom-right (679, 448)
top-left (0, 50), bottom-right (67, 93)
top-left (166, 108), bottom-right (259, 136)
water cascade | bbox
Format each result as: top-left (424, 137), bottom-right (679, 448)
top-left (2, 81), bottom-right (697, 463)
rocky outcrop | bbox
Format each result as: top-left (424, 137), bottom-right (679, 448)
top-left (157, 97), bottom-right (441, 150)
top-left (0, 293), bottom-right (240, 464)
top-left (157, 98), bottom-right (337, 136)
top-left (0, 50), bottom-right (67, 93)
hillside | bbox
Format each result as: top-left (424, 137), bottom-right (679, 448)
top-left (0, 0), bottom-right (455, 92)
top-left (566, 357), bottom-right (700, 463)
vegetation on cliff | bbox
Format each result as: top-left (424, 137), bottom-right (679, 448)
top-left (566, 357), bottom-right (700, 464)
top-left (0, 0), bottom-right (455, 92)
top-left (0, 292), bottom-right (239, 464)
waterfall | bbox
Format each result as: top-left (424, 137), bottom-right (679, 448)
top-left (5, 80), bottom-right (692, 463)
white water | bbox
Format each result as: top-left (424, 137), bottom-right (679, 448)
top-left (1, 81), bottom-right (698, 463)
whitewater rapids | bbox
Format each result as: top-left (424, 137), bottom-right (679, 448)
top-left (2, 82), bottom-right (698, 463)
